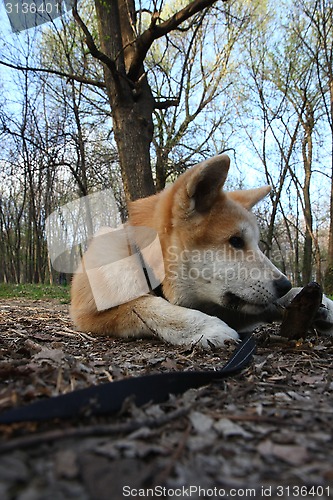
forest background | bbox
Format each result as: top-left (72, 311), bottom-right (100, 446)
top-left (0, 0), bottom-right (332, 293)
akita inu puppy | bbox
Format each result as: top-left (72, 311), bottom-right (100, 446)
top-left (70, 155), bottom-right (333, 348)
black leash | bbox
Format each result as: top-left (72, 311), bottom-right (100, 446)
top-left (0, 333), bottom-right (255, 424)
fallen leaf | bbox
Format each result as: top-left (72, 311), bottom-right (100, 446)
top-left (161, 358), bottom-right (180, 370)
top-left (214, 418), bottom-right (252, 439)
top-left (293, 374), bottom-right (324, 385)
top-left (79, 455), bottom-right (154, 499)
top-left (258, 439), bottom-right (309, 466)
top-left (274, 392), bottom-right (292, 402)
top-left (189, 411), bottom-right (214, 433)
top-left (54, 450), bottom-right (79, 479)
top-left (187, 432), bottom-right (217, 452)
top-left (33, 347), bottom-right (64, 363)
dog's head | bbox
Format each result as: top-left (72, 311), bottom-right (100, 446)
top-left (156, 154), bottom-right (291, 316)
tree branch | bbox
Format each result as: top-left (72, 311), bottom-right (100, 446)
top-left (0, 59), bottom-right (106, 89)
top-left (154, 98), bottom-right (180, 109)
top-left (145, 0), bottom-right (222, 39)
top-left (72, 5), bottom-right (119, 82)
top-left (129, 0), bottom-right (224, 79)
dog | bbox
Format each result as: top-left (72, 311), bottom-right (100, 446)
top-left (70, 154), bottom-right (333, 348)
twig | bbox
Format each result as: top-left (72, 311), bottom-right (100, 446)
top-left (277, 406), bottom-right (333, 415)
top-left (55, 327), bottom-right (97, 341)
top-left (209, 413), bottom-right (289, 424)
top-left (0, 407), bottom-right (189, 454)
top-left (75, 331), bottom-right (97, 342)
top-left (0, 59), bottom-right (106, 89)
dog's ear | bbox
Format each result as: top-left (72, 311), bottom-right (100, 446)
top-left (228, 186), bottom-right (271, 210)
top-left (186, 155), bottom-right (230, 213)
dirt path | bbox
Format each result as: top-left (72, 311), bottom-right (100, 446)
top-left (0, 299), bottom-right (332, 499)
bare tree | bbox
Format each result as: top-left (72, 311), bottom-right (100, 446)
top-left (150, 2), bottom-right (250, 190)
top-left (291, 0), bottom-right (333, 289)
top-left (235, 2), bottom-right (325, 285)
top-left (3, 0), bottom-right (233, 202)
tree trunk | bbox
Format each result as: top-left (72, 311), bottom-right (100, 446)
top-left (302, 164), bottom-right (313, 285)
top-left (112, 93), bottom-right (156, 201)
top-left (326, 79), bottom-right (333, 270)
top-left (155, 148), bottom-right (168, 192)
top-left (94, 0), bottom-right (156, 203)
top-left (301, 104), bottom-right (314, 285)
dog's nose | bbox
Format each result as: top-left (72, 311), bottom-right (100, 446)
top-left (274, 276), bottom-right (292, 298)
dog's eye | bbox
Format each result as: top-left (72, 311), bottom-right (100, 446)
top-left (229, 236), bottom-right (245, 249)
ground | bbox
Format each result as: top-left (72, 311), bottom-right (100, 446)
top-left (0, 299), bottom-right (333, 500)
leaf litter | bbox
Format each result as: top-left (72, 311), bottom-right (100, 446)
top-left (0, 298), bottom-right (332, 499)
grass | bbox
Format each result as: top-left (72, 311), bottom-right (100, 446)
top-left (0, 283), bottom-right (70, 303)
top-left (0, 283), bottom-right (331, 305)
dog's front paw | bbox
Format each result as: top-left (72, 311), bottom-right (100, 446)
top-left (151, 301), bottom-right (239, 348)
top-left (190, 316), bottom-right (239, 349)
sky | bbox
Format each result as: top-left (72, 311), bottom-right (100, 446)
top-left (0, 0), bottom-right (332, 220)
top-left (1, 2), bottom-right (14, 35)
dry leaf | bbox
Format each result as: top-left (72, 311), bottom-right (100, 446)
top-left (214, 418), bottom-right (252, 438)
top-left (189, 411), bottom-right (214, 433)
top-left (258, 439), bottom-right (309, 466)
top-left (33, 347), bottom-right (64, 363)
top-left (293, 374), bottom-right (324, 385)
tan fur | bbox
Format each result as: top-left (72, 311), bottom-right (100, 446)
top-left (70, 155), bottom-right (294, 348)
